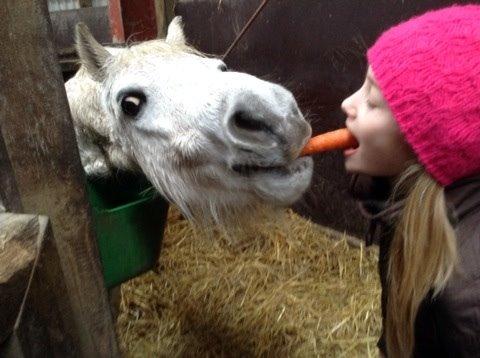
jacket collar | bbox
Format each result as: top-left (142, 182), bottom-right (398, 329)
top-left (359, 174), bottom-right (480, 226)
top-left (445, 174), bottom-right (480, 222)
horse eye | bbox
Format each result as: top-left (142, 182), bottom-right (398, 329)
top-left (121, 93), bottom-right (146, 117)
top-left (218, 63), bottom-right (228, 72)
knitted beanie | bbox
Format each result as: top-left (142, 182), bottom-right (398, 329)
top-left (367, 5), bottom-right (480, 186)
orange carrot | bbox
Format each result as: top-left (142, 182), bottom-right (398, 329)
top-left (300, 128), bottom-right (358, 156)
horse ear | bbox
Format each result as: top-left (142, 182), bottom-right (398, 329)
top-left (75, 23), bottom-right (111, 81)
top-left (166, 16), bottom-right (186, 46)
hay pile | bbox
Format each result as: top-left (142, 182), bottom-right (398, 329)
top-left (117, 208), bottom-right (381, 357)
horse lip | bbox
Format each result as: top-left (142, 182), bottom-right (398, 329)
top-left (231, 163), bottom-right (289, 177)
top-left (231, 157), bottom-right (308, 177)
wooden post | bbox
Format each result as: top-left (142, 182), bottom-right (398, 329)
top-left (108, 0), bottom-right (125, 42)
top-left (79, 0), bottom-right (93, 7)
top-left (0, 214), bottom-right (37, 345)
top-left (0, 0), bottom-right (119, 356)
top-left (155, 0), bottom-right (167, 38)
top-left (154, 0), bottom-right (176, 38)
top-left (0, 214), bottom-right (80, 356)
top-left (164, 0), bottom-right (175, 24)
top-left (0, 134), bottom-right (22, 213)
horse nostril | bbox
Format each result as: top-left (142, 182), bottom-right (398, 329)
top-left (232, 110), bottom-right (273, 134)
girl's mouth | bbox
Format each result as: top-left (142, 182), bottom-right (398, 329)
top-left (344, 146), bottom-right (358, 157)
top-left (343, 123), bottom-right (359, 158)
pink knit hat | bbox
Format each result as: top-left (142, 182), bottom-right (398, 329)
top-left (367, 5), bottom-right (480, 186)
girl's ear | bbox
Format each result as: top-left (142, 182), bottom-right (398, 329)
top-left (165, 16), bottom-right (187, 46)
top-left (75, 23), bottom-right (111, 82)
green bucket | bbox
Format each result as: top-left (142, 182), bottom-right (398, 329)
top-left (86, 173), bottom-right (169, 288)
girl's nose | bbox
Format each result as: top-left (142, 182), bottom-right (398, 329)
top-left (341, 96), bottom-right (357, 119)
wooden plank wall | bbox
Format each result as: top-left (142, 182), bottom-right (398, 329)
top-left (0, 0), bottom-right (119, 355)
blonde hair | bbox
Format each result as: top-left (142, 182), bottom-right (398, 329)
top-left (386, 164), bottom-right (458, 357)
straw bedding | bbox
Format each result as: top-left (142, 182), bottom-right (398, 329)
top-left (117, 207), bottom-right (381, 357)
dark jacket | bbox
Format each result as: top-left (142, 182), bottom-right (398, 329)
top-left (350, 174), bottom-right (480, 357)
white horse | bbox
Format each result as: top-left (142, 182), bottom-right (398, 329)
top-left (66, 17), bottom-right (313, 223)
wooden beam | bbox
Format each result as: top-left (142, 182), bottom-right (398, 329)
top-left (155, 0), bottom-right (167, 38)
top-left (108, 0), bottom-right (125, 42)
top-left (0, 213), bottom-right (80, 355)
top-left (0, 132), bottom-right (22, 213)
top-left (156, 0), bottom-right (175, 38)
top-left (0, 1), bottom-right (119, 356)
top-left (79, 0), bottom-right (93, 7)
top-left (0, 214), bottom-right (36, 344)
top-left (165, 0), bottom-right (175, 24)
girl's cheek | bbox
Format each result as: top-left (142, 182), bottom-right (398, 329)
top-left (357, 120), bottom-right (379, 144)
top-left (363, 113), bottom-right (394, 143)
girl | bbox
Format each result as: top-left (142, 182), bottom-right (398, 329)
top-left (341, 5), bottom-right (480, 357)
